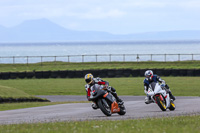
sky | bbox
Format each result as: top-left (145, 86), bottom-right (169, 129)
top-left (0, 0), bottom-right (200, 34)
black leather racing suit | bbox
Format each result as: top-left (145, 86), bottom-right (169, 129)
top-left (85, 77), bottom-right (122, 102)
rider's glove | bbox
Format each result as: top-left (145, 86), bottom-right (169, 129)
top-left (107, 86), bottom-right (112, 92)
top-left (165, 84), bottom-right (169, 89)
top-left (161, 84), bottom-right (165, 89)
top-left (92, 91), bottom-right (97, 96)
top-left (87, 97), bottom-right (91, 101)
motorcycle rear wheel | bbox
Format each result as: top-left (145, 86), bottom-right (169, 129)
top-left (118, 105), bottom-right (126, 115)
top-left (155, 95), bottom-right (167, 111)
top-left (97, 99), bottom-right (112, 116)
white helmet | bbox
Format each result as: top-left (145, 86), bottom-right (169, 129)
top-left (144, 70), bottom-right (153, 80)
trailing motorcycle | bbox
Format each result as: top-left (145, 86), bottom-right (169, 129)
top-left (89, 84), bottom-right (126, 116)
top-left (146, 82), bottom-right (175, 111)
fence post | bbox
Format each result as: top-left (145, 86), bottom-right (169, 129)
top-left (96, 55), bottom-right (98, 62)
top-left (82, 55), bottom-right (84, 62)
top-left (13, 56), bottom-right (15, 64)
top-left (41, 56), bottom-right (43, 66)
top-left (55, 56), bottom-right (56, 65)
top-left (109, 54), bottom-right (111, 62)
top-left (27, 56), bottom-right (29, 66)
top-left (192, 54), bottom-right (193, 61)
top-left (68, 55), bottom-right (70, 62)
top-left (151, 54), bottom-right (152, 61)
top-left (178, 54), bottom-right (180, 61)
top-left (165, 54), bottom-right (166, 62)
top-left (123, 54), bottom-right (125, 62)
top-left (136, 54), bottom-right (139, 62)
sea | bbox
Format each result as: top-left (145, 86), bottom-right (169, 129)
top-left (0, 40), bottom-right (200, 63)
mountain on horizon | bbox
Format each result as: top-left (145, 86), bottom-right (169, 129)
top-left (0, 18), bottom-right (200, 42)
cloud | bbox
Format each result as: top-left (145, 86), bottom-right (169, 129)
top-left (0, 0), bottom-right (200, 33)
top-left (0, 1), bottom-right (127, 19)
top-left (179, 1), bottom-right (200, 10)
top-left (1, 0), bottom-right (200, 19)
top-left (80, 8), bottom-right (126, 19)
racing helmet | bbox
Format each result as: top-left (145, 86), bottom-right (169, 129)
top-left (144, 70), bottom-right (153, 81)
top-left (84, 73), bottom-right (94, 85)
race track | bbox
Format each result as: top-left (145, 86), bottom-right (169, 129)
top-left (0, 96), bottom-right (200, 125)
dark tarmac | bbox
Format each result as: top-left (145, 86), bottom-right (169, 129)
top-left (0, 96), bottom-right (199, 125)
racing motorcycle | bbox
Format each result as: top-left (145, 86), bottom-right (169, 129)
top-left (89, 84), bottom-right (126, 116)
top-left (146, 82), bottom-right (175, 111)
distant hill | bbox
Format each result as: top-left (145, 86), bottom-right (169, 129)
top-left (0, 18), bottom-right (200, 42)
top-left (128, 30), bottom-right (200, 40)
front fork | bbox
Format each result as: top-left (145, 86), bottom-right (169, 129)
top-left (153, 93), bottom-right (170, 108)
top-left (103, 92), bottom-right (121, 113)
top-left (103, 92), bottom-right (115, 103)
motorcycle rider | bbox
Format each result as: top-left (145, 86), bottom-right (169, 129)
top-left (84, 73), bottom-right (123, 109)
top-left (143, 70), bottom-right (176, 104)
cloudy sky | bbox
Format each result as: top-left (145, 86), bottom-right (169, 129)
top-left (0, 0), bottom-right (200, 34)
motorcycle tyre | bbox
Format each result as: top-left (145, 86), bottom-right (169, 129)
top-left (169, 100), bottom-right (176, 111)
top-left (155, 95), bottom-right (167, 111)
top-left (118, 105), bottom-right (126, 115)
top-left (97, 99), bottom-right (112, 116)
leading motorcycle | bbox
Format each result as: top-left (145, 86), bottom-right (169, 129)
top-left (89, 84), bottom-right (126, 116)
top-left (146, 82), bottom-right (175, 111)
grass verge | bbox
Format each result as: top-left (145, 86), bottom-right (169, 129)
top-left (0, 101), bottom-right (89, 111)
top-left (0, 77), bottom-right (199, 111)
top-left (0, 61), bottom-right (200, 72)
top-left (0, 85), bottom-right (49, 103)
top-left (0, 77), bottom-right (199, 96)
top-left (0, 115), bottom-right (199, 133)
top-left (0, 85), bottom-right (30, 97)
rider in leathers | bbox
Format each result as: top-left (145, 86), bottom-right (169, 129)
top-left (144, 70), bottom-right (176, 104)
top-left (84, 73), bottom-right (123, 109)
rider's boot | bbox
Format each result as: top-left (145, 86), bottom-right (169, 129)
top-left (169, 91), bottom-right (176, 101)
top-left (91, 102), bottom-right (99, 110)
top-left (112, 92), bottom-right (124, 105)
top-left (145, 96), bottom-right (153, 104)
top-left (165, 84), bottom-right (176, 101)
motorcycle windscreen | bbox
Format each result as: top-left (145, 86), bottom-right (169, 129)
top-left (150, 82), bottom-right (163, 94)
top-left (149, 82), bottom-right (157, 91)
top-left (89, 84), bottom-right (107, 100)
top-left (91, 84), bottom-right (104, 91)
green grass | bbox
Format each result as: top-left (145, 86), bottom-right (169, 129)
top-left (0, 77), bottom-right (199, 111)
top-left (0, 85), bottom-right (30, 97)
top-left (0, 77), bottom-right (200, 96)
top-left (0, 84), bottom-right (43, 102)
top-left (0, 101), bottom-right (89, 111)
top-left (0, 61), bottom-right (200, 72)
top-left (0, 115), bottom-right (199, 133)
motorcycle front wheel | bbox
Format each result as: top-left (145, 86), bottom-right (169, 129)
top-left (155, 95), bottom-right (167, 111)
top-left (97, 99), bottom-right (112, 116)
top-left (169, 100), bottom-right (176, 111)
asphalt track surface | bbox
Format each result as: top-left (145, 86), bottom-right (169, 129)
top-left (0, 96), bottom-right (200, 125)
